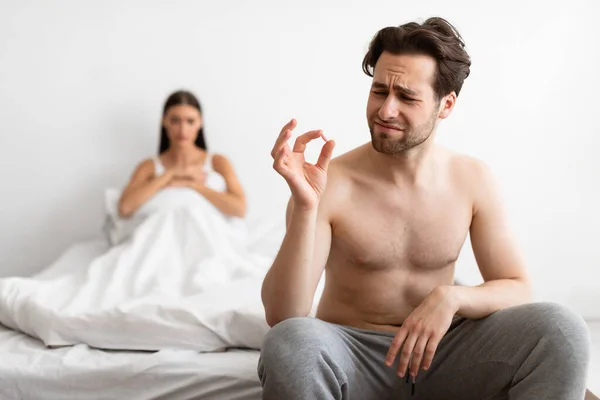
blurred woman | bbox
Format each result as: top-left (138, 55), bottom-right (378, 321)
top-left (118, 90), bottom-right (246, 218)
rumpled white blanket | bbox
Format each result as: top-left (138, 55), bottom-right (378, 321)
top-left (0, 188), bottom-right (282, 352)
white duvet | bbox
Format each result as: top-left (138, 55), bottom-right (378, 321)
top-left (0, 187), bottom-right (286, 352)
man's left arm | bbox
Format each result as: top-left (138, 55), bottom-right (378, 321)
top-left (449, 160), bottom-right (533, 319)
top-left (385, 160), bottom-right (534, 378)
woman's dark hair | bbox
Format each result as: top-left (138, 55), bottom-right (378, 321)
top-left (159, 90), bottom-right (207, 153)
top-left (362, 17), bottom-right (471, 100)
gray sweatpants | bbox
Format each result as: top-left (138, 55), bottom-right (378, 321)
top-left (258, 302), bottom-right (590, 400)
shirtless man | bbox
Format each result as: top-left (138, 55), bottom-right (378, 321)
top-left (259, 17), bottom-right (590, 399)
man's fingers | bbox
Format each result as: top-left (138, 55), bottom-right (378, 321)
top-left (385, 328), bottom-right (408, 367)
top-left (409, 335), bottom-right (429, 377)
top-left (279, 118), bottom-right (296, 136)
top-left (272, 144), bottom-right (292, 177)
top-left (271, 129), bottom-right (292, 159)
top-left (420, 336), bottom-right (440, 371)
top-left (316, 140), bottom-right (336, 171)
top-left (293, 130), bottom-right (324, 153)
top-left (396, 331), bottom-right (419, 377)
top-left (271, 119), bottom-right (297, 158)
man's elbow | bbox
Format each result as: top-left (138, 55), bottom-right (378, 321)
top-left (265, 308), bottom-right (311, 328)
top-left (262, 293), bottom-right (312, 327)
top-left (517, 277), bottom-right (534, 303)
top-left (265, 313), bottom-right (282, 328)
top-left (501, 276), bottom-right (534, 305)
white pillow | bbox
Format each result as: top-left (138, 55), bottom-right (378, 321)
top-left (104, 187), bottom-right (121, 220)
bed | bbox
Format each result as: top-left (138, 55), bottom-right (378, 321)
top-left (0, 235), bottom-right (268, 399)
top-left (0, 197), bottom-right (287, 400)
top-left (0, 324), bottom-right (262, 400)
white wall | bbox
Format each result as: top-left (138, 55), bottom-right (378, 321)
top-left (0, 0), bottom-right (598, 317)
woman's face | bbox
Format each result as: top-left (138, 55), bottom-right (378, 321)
top-left (163, 105), bottom-right (203, 147)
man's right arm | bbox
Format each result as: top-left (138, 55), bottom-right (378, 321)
top-left (261, 196), bottom-right (332, 327)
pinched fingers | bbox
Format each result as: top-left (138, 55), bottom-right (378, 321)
top-left (272, 142), bottom-right (293, 179)
top-left (271, 119), bottom-right (297, 159)
top-left (292, 130), bottom-right (326, 153)
top-left (316, 139), bottom-right (336, 171)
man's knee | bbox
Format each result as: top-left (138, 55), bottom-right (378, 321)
top-left (258, 317), bottom-right (329, 374)
top-left (517, 302), bottom-right (589, 337)
top-left (505, 302), bottom-right (590, 363)
top-left (258, 318), bottom-right (349, 398)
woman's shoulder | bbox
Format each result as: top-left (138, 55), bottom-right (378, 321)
top-left (141, 157), bottom-right (160, 169)
top-left (208, 153), bottom-right (234, 172)
top-left (132, 157), bottom-right (159, 176)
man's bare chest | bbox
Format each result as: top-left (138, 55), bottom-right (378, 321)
top-left (330, 194), bottom-right (472, 271)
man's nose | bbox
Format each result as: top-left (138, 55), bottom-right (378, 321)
top-left (378, 94), bottom-right (400, 121)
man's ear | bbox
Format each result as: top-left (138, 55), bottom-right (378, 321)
top-left (438, 91), bottom-right (457, 120)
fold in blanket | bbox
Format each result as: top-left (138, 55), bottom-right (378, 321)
top-left (0, 192), bottom-right (275, 352)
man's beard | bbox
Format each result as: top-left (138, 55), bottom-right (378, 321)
top-left (369, 110), bottom-right (437, 155)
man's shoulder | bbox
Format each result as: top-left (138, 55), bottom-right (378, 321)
top-left (329, 143), bottom-right (368, 165)
top-left (441, 147), bottom-right (498, 214)
top-left (442, 147), bottom-right (491, 182)
top-left (326, 143), bottom-right (371, 182)
top-left (327, 142), bottom-right (373, 179)
top-left (318, 144), bottom-right (368, 212)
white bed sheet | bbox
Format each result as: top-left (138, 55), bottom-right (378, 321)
top-left (0, 233), bottom-right (274, 399)
top-left (0, 201), bottom-right (279, 351)
top-left (0, 324), bottom-right (262, 400)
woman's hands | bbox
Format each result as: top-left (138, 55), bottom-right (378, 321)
top-left (165, 166), bottom-right (207, 188)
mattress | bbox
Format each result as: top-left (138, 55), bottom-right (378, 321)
top-left (0, 324), bottom-right (262, 400)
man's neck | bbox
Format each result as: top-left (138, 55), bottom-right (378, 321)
top-left (367, 140), bottom-right (438, 187)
